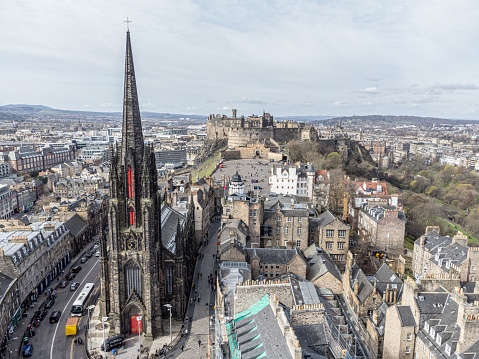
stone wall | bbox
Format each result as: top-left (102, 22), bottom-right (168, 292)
top-left (235, 279), bottom-right (293, 314)
top-left (289, 303), bottom-right (325, 326)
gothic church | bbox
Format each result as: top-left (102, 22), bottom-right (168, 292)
top-left (100, 30), bottom-right (194, 338)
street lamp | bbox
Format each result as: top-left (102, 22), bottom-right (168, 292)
top-left (137, 316), bottom-right (142, 356)
top-left (164, 304), bottom-right (172, 346)
top-left (101, 316), bottom-right (109, 358)
top-left (87, 305), bottom-right (95, 353)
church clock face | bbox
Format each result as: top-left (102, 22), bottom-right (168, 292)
top-left (128, 239), bottom-right (136, 250)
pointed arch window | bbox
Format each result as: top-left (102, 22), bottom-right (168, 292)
top-left (125, 260), bottom-right (142, 298)
top-left (127, 165), bottom-right (134, 198)
top-left (166, 266), bottom-right (173, 294)
top-left (129, 206), bottom-right (135, 226)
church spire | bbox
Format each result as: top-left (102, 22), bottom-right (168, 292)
top-left (121, 30), bottom-right (144, 165)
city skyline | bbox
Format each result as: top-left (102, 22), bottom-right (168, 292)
top-left (2, 1), bottom-right (479, 119)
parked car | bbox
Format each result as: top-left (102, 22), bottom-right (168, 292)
top-left (49, 311), bottom-right (62, 323)
top-left (86, 252), bottom-right (93, 258)
top-left (93, 244), bottom-right (99, 250)
top-left (36, 309), bottom-right (48, 321)
top-left (80, 257), bottom-right (88, 263)
top-left (70, 282), bottom-right (80, 291)
top-left (45, 300), bottom-right (55, 309)
top-left (22, 344), bottom-right (33, 357)
top-left (59, 280), bottom-right (68, 288)
top-left (95, 251), bottom-right (100, 257)
top-left (71, 266), bottom-right (82, 273)
top-left (65, 272), bottom-right (75, 281)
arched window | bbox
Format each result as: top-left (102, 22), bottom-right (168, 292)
top-left (129, 206), bottom-right (135, 226)
top-left (125, 260), bottom-right (142, 298)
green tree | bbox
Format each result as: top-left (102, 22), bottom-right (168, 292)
top-left (325, 152), bottom-right (343, 170)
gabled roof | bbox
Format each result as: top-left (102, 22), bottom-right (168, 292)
top-left (160, 203), bottom-right (186, 255)
top-left (245, 247), bottom-right (305, 265)
top-left (351, 265), bottom-right (374, 303)
top-left (64, 214), bottom-right (88, 237)
top-left (304, 244), bottom-right (342, 283)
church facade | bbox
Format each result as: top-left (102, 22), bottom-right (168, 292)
top-left (100, 30), bottom-right (194, 338)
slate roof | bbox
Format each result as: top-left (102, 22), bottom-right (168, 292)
top-left (351, 264), bottom-right (374, 303)
top-left (227, 295), bottom-right (293, 359)
top-left (417, 294), bottom-right (461, 359)
top-left (219, 238), bottom-right (246, 257)
top-left (160, 203), bottom-right (186, 255)
top-left (373, 263), bottom-right (403, 300)
top-left (64, 214), bottom-right (88, 237)
top-left (460, 338), bottom-right (479, 359)
top-left (304, 244), bottom-right (342, 283)
top-left (396, 306), bottom-right (416, 327)
top-left (245, 247), bottom-right (304, 265)
top-left (316, 210), bottom-right (336, 227)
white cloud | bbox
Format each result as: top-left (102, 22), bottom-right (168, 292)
top-left (1, 0), bottom-right (479, 118)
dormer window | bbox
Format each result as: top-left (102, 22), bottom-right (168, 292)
top-left (430, 328), bottom-right (435, 337)
top-left (445, 260), bottom-right (450, 269)
top-left (445, 344), bottom-right (451, 355)
top-left (436, 334), bottom-right (441, 345)
top-left (424, 322), bottom-right (429, 332)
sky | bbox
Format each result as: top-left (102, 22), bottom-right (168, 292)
top-left (1, 0), bottom-right (479, 119)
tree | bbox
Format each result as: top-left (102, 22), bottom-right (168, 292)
top-left (325, 152), bottom-right (343, 170)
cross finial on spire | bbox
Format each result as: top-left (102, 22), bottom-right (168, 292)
top-left (124, 17), bottom-right (132, 31)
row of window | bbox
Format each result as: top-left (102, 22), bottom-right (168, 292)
top-left (325, 241), bottom-right (346, 250)
top-left (326, 229), bottom-right (347, 238)
top-left (280, 227), bottom-right (302, 235)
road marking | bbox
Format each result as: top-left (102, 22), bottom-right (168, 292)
top-left (50, 260), bottom-right (100, 359)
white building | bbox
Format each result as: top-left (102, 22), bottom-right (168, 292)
top-left (228, 172), bottom-right (245, 195)
top-left (269, 163), bottom-right (315, 199)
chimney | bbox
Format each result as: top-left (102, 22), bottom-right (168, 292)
top-left (373, 309), bottom-right (379, 326)
top-left (354, 280), bottom-right (359, 295)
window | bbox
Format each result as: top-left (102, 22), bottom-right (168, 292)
top-left (338, 242), bottom-right (345, 250)
top-left (445, 344), bottom-right (451, 355)
top-left (276, 216), bottom-right (281, 221)
top-left (326, 229), bottom-right (334, 238)
top-left (296, 240), bottom-right (301, 247)
top-left (298, 217), bottom-right (302, 222)
top-left (338, 230), bottom-right (346, 238)
top-left (276, 226), bottom-right (280, 234)
top-left (326, 242), bottom-right (333, 250)
top-left (288, 217), bottom-right (292, 222)
top-left (249, 209), bottom-right (257, 218)
top-left (297, 227), bottom-right (302, 235)
top-left (472, 265), bottom-right (476, 271)
top-left (284, 227), bottom-right (289, 234)
top-left (423, 342), bottom-right (427, 353)
top-left (407, 333), bottom-right (412, 341)
top-left (405, 347), bottom-right (410, 354)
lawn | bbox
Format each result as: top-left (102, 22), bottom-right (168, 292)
top-left (192, 152), bottom-right (221, 181)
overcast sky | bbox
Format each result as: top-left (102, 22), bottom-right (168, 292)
top-left (1, 1), bottom-right (479, 119)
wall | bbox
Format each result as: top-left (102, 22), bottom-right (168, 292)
top-left (235, 279), bottom-right (293, 314)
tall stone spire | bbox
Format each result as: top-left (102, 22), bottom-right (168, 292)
top-left (121, 30), bottom-right (144, 164)
top-left (121, 30), bottom-right (144, 227)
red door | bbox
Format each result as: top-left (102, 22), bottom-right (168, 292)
top-left (130, 316), bottom-right (142, 334)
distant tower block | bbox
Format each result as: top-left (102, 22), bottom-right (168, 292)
top-left (232, 109), bottom-right (237, 119)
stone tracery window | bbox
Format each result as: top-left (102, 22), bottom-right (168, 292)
top-left (125, 260), bottom-right (142, 298)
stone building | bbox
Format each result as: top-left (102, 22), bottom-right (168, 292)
top-left (0, 185), bottom-right (14, 220)
top-left (190, 178), bottom-right (215, 245)
top-left (222, 193), bottom-right (263, 247)
top-left (357, 202), bottom-right (406, 253)
top-left (0, 221), bottom-right (72, 348)
top-left (245, 247), bottom-right (307, 280)
top-left (413, 226), bottom-right (479, 282)
top-left (303, 244), bottom-right (343, 294)
top-left (383, 305), bottom-right (416, 359)
top-left (389, 278), bottom-right (479, 359)
top-left (311, 210), bottom-right (350, 265)
top-left (261, 199), bottom-right (310, 250)
top-left (100, 30), bottom-right (163, 337)
top-left (5, 145), bottom-right (75, 174)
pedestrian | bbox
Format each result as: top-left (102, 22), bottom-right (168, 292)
top-left (74, 338), bottom-right (78, 346)
top-left (181, 344), bottom-right (184, 352)
top-left (198, 340), bottom-right (202, 347)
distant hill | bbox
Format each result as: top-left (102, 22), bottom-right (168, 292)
top-left (0, 104), bottom-right (208, 121)
top-left (313, 115), bottom-right (477, 126)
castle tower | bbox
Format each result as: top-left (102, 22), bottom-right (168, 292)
top-left (100, 30), bottom-right (162, 338)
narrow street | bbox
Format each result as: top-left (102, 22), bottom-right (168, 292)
top-left (166, 218), bottom-right (220, 358)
